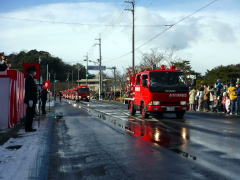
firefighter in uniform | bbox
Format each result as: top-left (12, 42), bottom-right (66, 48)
top-left (24, 66), bottom-right (37, 132)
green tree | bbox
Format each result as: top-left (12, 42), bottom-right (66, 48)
top-left (170, 60), bottom-right (201, 77)
top-left (204, 64), bottom-right (240, 85)
top-left (7, 50), bottom-right (86, 82)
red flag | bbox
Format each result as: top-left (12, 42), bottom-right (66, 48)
top-left (43, 80), bottom-right (51, 89)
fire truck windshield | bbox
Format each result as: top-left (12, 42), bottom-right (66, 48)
top-left (150, 71), bottom-right (188, 92)
top-left (78, 88), bottom-right (90, 93)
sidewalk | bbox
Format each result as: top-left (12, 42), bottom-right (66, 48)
top-left (188, 110), bottom-right (240, 119)
top-left (0, 105), bottom-right (55, 180)
top-left (0, 124), bottom-right (22, 146)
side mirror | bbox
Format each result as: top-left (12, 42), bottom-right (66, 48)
top-left (142, 79), bottom-right (148, 87)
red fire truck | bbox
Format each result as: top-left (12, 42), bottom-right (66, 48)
top-left (127, 65), bottom-right (189, 119)
top-left (76, 85), bottom-right (90, 102)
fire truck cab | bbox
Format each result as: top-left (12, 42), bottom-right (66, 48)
top-left (128, 65), bottom-right (189, 119)
top-left (76, 85), bottom-right (90, 102)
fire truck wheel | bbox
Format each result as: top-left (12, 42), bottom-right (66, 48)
top-left (176, 111), bottom-right (185, 119)
top-left (141, 103), bottom-right (149, 118)
top-left (129, 102), bottom-right (136, 115)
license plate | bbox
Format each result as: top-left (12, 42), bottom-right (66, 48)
top-left (166, 107), bottom-right (175, 111)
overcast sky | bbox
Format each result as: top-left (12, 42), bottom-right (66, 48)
top-left (0, 0), bottom-right (239, 74)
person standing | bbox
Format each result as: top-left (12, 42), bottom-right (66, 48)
top-left (197, 84), bottom-right (204, 111)
top-left (189, 87), bottom-right (197, 111)
top-left (203, 84), bottom-right (210, 112)
top-left (209, 85), bottom-right (215, 111)
top-left (59, 91), bottom-right (62, 102)
top-left (215, 79), bottom-right (223, 96)
top-left (0, 52), bottom-right (8, 71)
top-left (227, 83), bottom-right (237, 115)
top-left (236, 84), bottom-right (240, 116)
top-left (41, 88), bottom-right (48, 114)
top-left (24, 66), bottom-right (37, 132)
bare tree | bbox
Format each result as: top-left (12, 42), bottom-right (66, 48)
top-left (115, 69), bottom-right (127, 95)
top-left (139, 49), bottom-right (165, 70)
top-left (138, 49), bottom-right (183, 71)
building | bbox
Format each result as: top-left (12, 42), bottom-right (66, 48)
top-left (76, 78), bottom-right (109, 92)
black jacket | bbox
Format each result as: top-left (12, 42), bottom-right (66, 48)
top-left (41, 89), bottom-right (48, 101)
top-left (0, 63), bottom-right (7, 71)
top-left (24, 75), bottom-right (37, 104)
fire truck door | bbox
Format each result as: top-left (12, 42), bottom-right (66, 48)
top-left (141, 74), bottom-right (149, 105)
top-left (135, 75), bottom-right (141, 105)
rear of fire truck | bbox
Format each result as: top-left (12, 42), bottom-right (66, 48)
top-left (128, 65), bottom-right (189, 119)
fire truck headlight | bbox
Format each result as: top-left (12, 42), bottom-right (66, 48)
top-left (180, 101), bottom-right (187, 105)
top-left (152, 101), bottom-right (161, 105)
top-left (87, 96), bottom-right (90, 98)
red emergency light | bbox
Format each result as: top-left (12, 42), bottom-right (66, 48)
top-left (170, 65), bottom-right (176, 70)
top-left (160, 65), bottom-right (165, 70)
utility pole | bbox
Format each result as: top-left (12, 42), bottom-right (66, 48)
top-left (48, 72), bottom-right (51, 110)
top-left (48, 73), bottom-right (51, 82)
top-left (46, 64), bottom-right (49, 81)
top-left (125, 0), bottom-right (135, 74)
top-left (85, 54), bottom-right (89, 85)
top-left (67, 72), bottom-right (70, 89)
top-left (77, 64), bottom-right (80, 86)
top-left (38, 57), bottom-right (42, 84)
top-left (113, 67), bottom-right (116, 100)
top-left (38, 57), bottom-right (42, 116)
top-left (72, 70), bottom-right (73, 88)
top-left (54, 73), bottom-right (56, 100)
top-left (95, 36), bottom-right (102, 100)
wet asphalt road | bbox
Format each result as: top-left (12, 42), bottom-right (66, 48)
top-left (47, 100), bottom-right (240, 180)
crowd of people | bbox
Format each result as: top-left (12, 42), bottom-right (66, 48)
top-left (189, 79), bottom-right (240, 115)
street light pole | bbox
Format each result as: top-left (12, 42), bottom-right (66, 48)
top-left (95, 36), bottom-right (102, 100)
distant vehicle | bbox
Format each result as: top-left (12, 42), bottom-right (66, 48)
top-left (76, 85), bottom-right (90, 102)
top-left (126, 65), bottom-right (189, 119)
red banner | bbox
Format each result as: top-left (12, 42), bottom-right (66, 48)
top-left (22, 62), bottom-right (41, 80)
top-left (43, 80), bottom-right (51, 89)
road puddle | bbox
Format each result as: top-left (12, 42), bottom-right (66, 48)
top-left (6, 145), bottom-right (22, 150)
top-left (125, 119), bottom-right (197, 160)
top-left (125, 120), bottom-right (189, 147)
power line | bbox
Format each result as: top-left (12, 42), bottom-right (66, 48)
top-left (136, 0), bottom-right (220, 50)
top-left (0, 15), bottom-right (167, 27)
top-left (106, 0), bottom-right (220, 62)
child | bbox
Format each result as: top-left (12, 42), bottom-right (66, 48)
top-left (225, 95), bottom-right (231, 114)
top-left (221, 92), bottom-right (227, 113)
